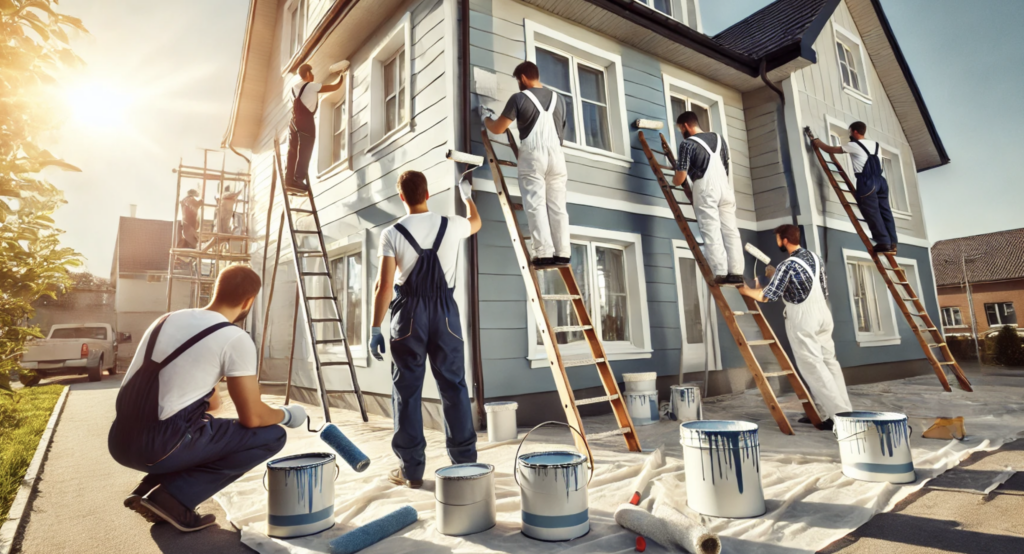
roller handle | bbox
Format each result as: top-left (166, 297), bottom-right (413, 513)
top-left (513, 421), bottom-right (594, 488)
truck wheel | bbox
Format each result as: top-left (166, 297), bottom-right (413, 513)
top-left (88, 363), bottom-right (102, 382)
top-left (19, 373), bottom-right (41, 387)
top-left (104, 356), bottom-right (116, 375)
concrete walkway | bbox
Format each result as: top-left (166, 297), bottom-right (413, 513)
top-left (12, 374), bottom-right (251, 554)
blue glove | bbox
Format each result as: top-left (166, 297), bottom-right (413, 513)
top-left (370, 326), bottom-right (386, 361)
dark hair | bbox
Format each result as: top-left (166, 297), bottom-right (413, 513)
top-left (676, 111), bottom-right (700, 127)
top-left (774, 224), bottom-right (801, 246)
top-left (397, 170), bottom-right (429, 205)
top-left (849, 121), bottom-right (867, 135)
top-left (212, 265), bottom-right (261, 307)
top-left (513, 61), bottom-right (539, 82)
top-left (298, 63), bottom-right (313, 79)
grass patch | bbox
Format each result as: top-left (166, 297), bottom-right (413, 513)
top-left (0, 385), bottom-right (64, 521)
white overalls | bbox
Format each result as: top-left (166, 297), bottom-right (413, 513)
top-left (783, 253), bottom-right (853, 420)
top-left (517, 90), bottom-right (569, 259)
top-left (689, 135), bottom-right (743, 276)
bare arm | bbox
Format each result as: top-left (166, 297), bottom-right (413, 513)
top-left (672, 169), bottom-right (688, 187)
top-left (484, 115), bottom-right (514, 135)
top-left (372, 256), bottom-right (397, 328)
top-left (227, 375), bottom-right (286, 428)
top-left (320, 73), bottom-right (345, 94)
top-left (812, 138), bottom-right (845, 155)
top-left (465, 198), bottom-right (482, 235)
top-left (738, 283), bottom-right (767, 303)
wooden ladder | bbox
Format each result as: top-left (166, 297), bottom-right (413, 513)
top-left (639, 132), bottom-right (823, 434)
top-left (271, 139), bottom-right (369, 422)
top-left (805, 129), bottom-right (972, 392)
top-left (481, 129), bottom-right (641, 453)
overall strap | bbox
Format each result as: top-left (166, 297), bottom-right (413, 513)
top-left (392, 223), bottom-right (423, 255)
top-left (853, 140), bottom-right (872, 156)
top-left (143, 314), bottom-right (173, 364)
top-left (874, 142), bottom-right (880, 156)
top-left (431, 217), bottom-right (449, 250)
top-left (522, 89), bottom-right (545, 111)
top-left (546, 92), bottom-right (558, 113)
top-left (293, 82), bottom-right (309, 100)
top-left (156, 322), bottom-right (236, 370)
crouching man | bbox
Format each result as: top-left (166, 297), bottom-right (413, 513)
top-left (108, 265), bottom-right (306, 532)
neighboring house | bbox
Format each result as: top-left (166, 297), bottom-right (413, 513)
top-left (932, 228), bottom-right (1024, 340)
top-left (30, 274), bottom-right (116, 336)
top-left (224, 0), bottom-right (950, 426)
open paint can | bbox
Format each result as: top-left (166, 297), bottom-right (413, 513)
top-left (516, 422), bottom-right (593, 542)
top-left (625, 390), bottom-right (659, 426)
top-left (833, 411), bottom-right (915, 484)
top-left (680, 420), bottom-right (765, 518)
top-left (670, 384), bottom-right (702, 422)
top-left (484, 401), bottom-right (518, 443)
top-left (435, 463), bottom-right (496, 536)
top-left (622, 371), bottom-right (657, 392)
top-left (265, 453), bottom-right (338, 538)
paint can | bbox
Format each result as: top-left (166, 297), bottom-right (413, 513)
top-left (833, 411), bottom-right (915, 484)
top-left (680, 421), bottom-right (765, 518)
top-left (265, 453), bottom-right (339, 538)
top-left (484, 401), bottom-right (518, 443)
top-left (435, 463), bottom-right (496, 536)
top-left (669, 384), bottom-right (702, 422)
top-left (622, 371), bottom-right (657, 392)
top-left (625, 390), bottom-right (660, 426)
top-left (516, 422), bottom-right (593, 542)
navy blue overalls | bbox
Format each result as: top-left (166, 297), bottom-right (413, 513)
top-left (108, 314), bottom-right (285, 509)
top-left (389, 217), bottom-right (477, 481)
top-left (852, 140), bottom-right (898, 247)
top-left (286, 82), bottom-right (318, 189)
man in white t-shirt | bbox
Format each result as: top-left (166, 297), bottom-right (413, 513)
top-left (108, 266), bottom-right (306, 533)
top-left (369, 170), bottom-right (481, 488)
top-left (285, 62), bottom-right (347, 194)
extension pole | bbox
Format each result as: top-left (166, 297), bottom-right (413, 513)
top-left (257, 213), bottom-right (286, 383)
top-left (284, 285), bottom-right (300, 406)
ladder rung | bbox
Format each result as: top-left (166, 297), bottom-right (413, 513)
top-left (542, 294), bottom-right (581, 301)
top-left (534, 264), bottom-right (570, 271)
top-left (762, 371), bottom-right (794, 378)
top-left (510, 203), bottom-right (524, 211)
top-left (320, 361), bottom-right (350, 366)
top-left (747, 339), bottom-right (776, 346)
top-left (301, 271), bottom-right (331, 276)
top-left (883, 266), bottom-right (903, 272)
top-left (296, 249), bottom-right (322, 255)
top-left (315, 338), bottom-right (346, 344)
top-left (587, 427), bottom-right (630, 440)
top-left (939, 361), bottom-right (957, 366)
top-left (562, 357), bottom-right (605, 368)
top-left (294, 230), bottom-right (319, 234)
top-left (290, 208), bottom-right (315, 214)
top-left (305, 296), bottom-right (335, 300)
top-left (658, 164), bottom-right (674, 171)
top-left (908, 312), bottom-right (927, 318)
top-left (498, 160), bottom-right (517, 167)
top-left (575, 394), bottom-right (618, 406)
top-left (732, 311), bottom-right (760, 316)
top-left (310, 318), bottom-right (342, 323)
top-left (926, 343), bottom-right (946, 349)
top-left (921, 327), bottom-right (938, 332)
top-left (553, 325), bottom-right (592, 333)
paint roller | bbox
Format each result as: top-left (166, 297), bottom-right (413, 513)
top-left (628, 448), bottom-right (664, 506)
top-left (615, 504), bottom-right (721, 554)
top-left (329, 506), bottom-right (418, 554)
top-left (447, 150), bottom-right (486, 200)
top-left (745, 242), bottom-right (775, 281)
top-left (319, 423), bottom-right (371, 472)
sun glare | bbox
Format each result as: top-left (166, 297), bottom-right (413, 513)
top-left (66, 82), bottom-right (133, 131)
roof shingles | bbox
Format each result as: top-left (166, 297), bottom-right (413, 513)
top-left (931, 228), bottom-right (1024, 287)
top-left (713, 0), bottom-right (834, 60)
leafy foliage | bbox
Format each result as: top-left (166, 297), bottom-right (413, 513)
top-left (1, 1), bottom-right (88, 392)
top-left (992, 326), bottom-right (1024, 367)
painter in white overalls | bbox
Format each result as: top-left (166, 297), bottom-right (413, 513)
top-left (680, 133), bottom-right (744, 280)
top-left (516, 89), bottom-right (569, 262)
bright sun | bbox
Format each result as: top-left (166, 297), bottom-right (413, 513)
top-left (66, 82), bottom-right (133, 131)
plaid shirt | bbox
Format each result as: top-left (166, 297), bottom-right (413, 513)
top-left (762, 248), bottom-right (828, 304)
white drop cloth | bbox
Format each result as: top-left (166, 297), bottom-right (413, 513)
top-left (216, 373), bottom-right (1024, 554)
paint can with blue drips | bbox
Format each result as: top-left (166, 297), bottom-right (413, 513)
top-left (833, 411), bottom-right (915, 484)
top-left (265, 453), bottom-right (339, 538)
top-left (669, 384), bottom-right (702, 422)
top-left (625, 390), bottom-right (660, 426)
top-left (680, 420), bottom-right (765, 518)
top-left (515, 422), bottom-right (593, 542)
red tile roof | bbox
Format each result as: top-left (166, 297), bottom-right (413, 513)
top-left (113, 217), bottom-right (173, 274)
top-left (931, 228), bottom-right (1024, 286)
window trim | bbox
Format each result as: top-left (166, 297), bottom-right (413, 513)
top-left (367, 12), bottom-right (413, 155)
top-left (524, 19), bottom-right (632, 167)
top-left (317, 72), bottom-right (352, 178)
top-left (984, 302), bottom-right (1017, 327)
top-left (672, 239), bottom-right (722, 372)
top-left (662, 73), bottom-right (730, 178)
top-left (842, 249), bottom-right (923, 346)
top-left (324, 231), bottom-right (369, 366)
top-left (941, 306), bottom-right (966, 328)
top-left (281, 0), bottom-right (308, 73)
top-left (833, 23), bottom-right (872, 104)
top-left (526, 226), bottom-right (652, 367)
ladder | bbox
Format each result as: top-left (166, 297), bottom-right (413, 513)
top-left (481, 129), bottom-right (641, 453)
top-left (639, 132), bottom-right (822, 434)
top-left (805, 128), bottom-right (972, 392)
top-left (271, 139), bottom-right (369, 422)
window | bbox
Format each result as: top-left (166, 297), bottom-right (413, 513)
top-left (848, 261), bottom-right (884, 335)
top-left (368, 13), bottom-right (411, 150)
top-left (383, 48), bottom-right (406, 135)
top-left (941, 307), bottom-right (964, 327)
top-left (985, 303), bottom-right (1017, 326)
top-left (670, 94), bottom-right (711, 148)
top-left (662, 74), bottom-right (728, 171)
top-left (331, 99), bottom-right (346, 164)
top-left (288, 0), bottom-right (307, 60)
top-left (834, 25), bottom-right (870, 100)
top-left (536, 46), bottom-right (610, 151)
top-left (331, 253), bottom-right (363, 347)
top-left (843, 250), bottom-right (920, 345)
top-left (639, 0), bottom-right (671, 16)
top-left (879, 149), bottom-right (910, 214)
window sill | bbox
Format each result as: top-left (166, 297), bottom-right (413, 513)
top-left (367, 120), bottom-right (413, 156)
top-left (842, 85), bottom-right (872, 105)
top-left (528, 343), bottom-right (653, 368)
top-left (317, 157), bottom-right (352, 180)
top-left (856, 336), bottom-right (900, 347)
top-left (562, 142), bottom-right (634, 168)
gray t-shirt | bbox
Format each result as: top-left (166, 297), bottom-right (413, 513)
top-left (500, 87), bottom-right (567, 144)
top-left (675, 132), bottom-right (730, 181)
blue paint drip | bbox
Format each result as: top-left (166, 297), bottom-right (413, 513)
top-left (522, 453), bottom-right (585, 502)
top-left (689, 427), bottom-right (760, 495)
top-left (627, 393), bottom-right (658, 422)
top-left (672, 387), bottom-right (700, 420)
top-left (284, 463), bottom-right (325, 513)
top-left (837, 413), bottom-right (910, 459)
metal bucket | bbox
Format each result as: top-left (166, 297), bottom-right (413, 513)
top-left (516, 422), bottom-right (593, 542)
top-left (265, 453), bottom-right (338, 538)
top-left (680, 420), bottom-right (765, 518)
top-left (625, 390), bottom-right (659, 426)
top-left (669, 384), bottom-right (702, 422)
top-left (833, 411), bottom-right (915, 484)
top-left (484, 401), bottom-right (518, 443)
top-left (435, 463), bottom-right (496, 536)
top-left (622, 371), bottom-right (657, 392)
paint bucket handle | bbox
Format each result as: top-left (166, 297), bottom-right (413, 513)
top-left (262, 470), bottom-right (268, 491)
top-left (513, 421), bottom-right (594, 488)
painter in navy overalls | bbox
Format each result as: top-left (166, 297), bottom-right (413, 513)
top-left (286, 81), bottom-right (317, 191)
top-left (388, 217), bottom-right (477, 482)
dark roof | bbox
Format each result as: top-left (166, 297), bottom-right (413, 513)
top-left (113, 217), bottom-right (173, 274)
top-left (931, 228), bottom-right (1024, 287)
top-left (713, 0), bottom-right (839, 63)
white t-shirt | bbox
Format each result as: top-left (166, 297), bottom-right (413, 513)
top-left (379, 213), bottom-right (472, 287)
top-left (842, 139), bottom-right (880, 174)
top-left (291, 81), bottom-right (322, 113)
top-left (122, 309), bottom-right (257, 420)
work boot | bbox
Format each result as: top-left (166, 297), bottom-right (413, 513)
top-left (388, 468), bottom-right (423, 489)
top-left (797, 416), bottom-right (813, 425)
top-left (532, 257), bottom-right (556, 268)
top-left (725, 274), bottom-right (745, 286)
top-left (553, 256), bottom-right (571, 266)
top-left (140, 486), bottom-right (217, 532)
top-left (815, 418), bottom-right (835, 431)
top-left (713, 275), bottom-right (728, 285)
top-left (124, 475), bottom-right (162, 524)
top-left (873, 243), bottom-right (895, 254)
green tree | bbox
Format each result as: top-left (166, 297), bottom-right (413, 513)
top-left (993, 325), bottom-right (1024, 367)
top-left (1, 1), bottom-right (88, 391)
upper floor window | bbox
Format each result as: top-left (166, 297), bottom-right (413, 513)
top-left (536, 46), bottom-right (610, 151)
top-left (879, 149), bottom-right (910, 214)
top-left (317, 86), bottom-right (349, 175)
top-left (287, 0), bottom-right (307, 60)
top-left (834, 24), bottom-right (871, 101)
top-left (383, 48), bottom-right (407, 135)
top-left (331, 99), bottom-right (347, 164)
top-left (670, 94), bottom-right (712, 148)
top-left (941, 307), bottom-right (964, 327)
top-left (986, 302), bottom-right (1016, 327)
top-left (639, 0), bottom-right (672, 16)
top-left (368, 13), bottom-right (412, 151)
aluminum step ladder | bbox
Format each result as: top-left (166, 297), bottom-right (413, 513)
top-left (805, 128), bottom-right (972, 392)
top-left (639, 132), bottom-right (823, 434)
top-left (271, 139), bottom-right (369, 422)
top-left (481, 129), bottom-right (641, 453)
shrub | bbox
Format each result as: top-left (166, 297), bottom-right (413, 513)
top-left (992, 326), bottom-right (1024, 367)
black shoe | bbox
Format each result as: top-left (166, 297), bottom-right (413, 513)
top-left (713, 275), bottom-right (728, 285)
top-left (815, 418), bottom-right (835, 431)
top-left (873, 243), bottom-right (895, 254)
top-left (798, 416), bottom-right (813, 425)
top-left (532, 257), bottom-right (556, 268)
top-left (725, 274), bottom-right (745, 286)
top-left (140, 486), bottom-right (217, 532)
top-left (552, 256), bottom-right (571, 266)
top-left (124, 476), bottom-right (162, 524)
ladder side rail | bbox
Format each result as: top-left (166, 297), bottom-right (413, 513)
top-left (167, 163), bottom-right (185, 312)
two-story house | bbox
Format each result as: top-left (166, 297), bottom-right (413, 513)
top-left (223, 0), bottom-right (949, 426)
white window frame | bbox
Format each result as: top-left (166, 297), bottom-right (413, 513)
top-left (324, 232), bottom-right (369, 366)
top-left (526, 226), bottom-right (652, 367)
top-left (635, 0), bottom-right (700, 29)
top-left (662, 74), bottom-right (730, 179)
top-left (672, 239), bottom-right (722, 372)
top-left (842, 249), bottom-right (922, 346)
top-left (984, 302), bottom-right (1017, 327)
top-left (833, 24), bottom-right (871, 104)
top-left (367, 12), bottom-right (412, 154)
top-left (317, 74), bottom-right (352, 178)
top-left (282, 0), bottom-right (308, 70)
top-left (524, 19), bottom-right (632, 168)
top-left (941, 307), bottom-right (965, 328)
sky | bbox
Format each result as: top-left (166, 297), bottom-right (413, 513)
top-left (47, 1), bottom-right (1023, 274)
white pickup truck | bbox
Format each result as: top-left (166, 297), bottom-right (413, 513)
top-left (19, 323), bottom-right (130, 386)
